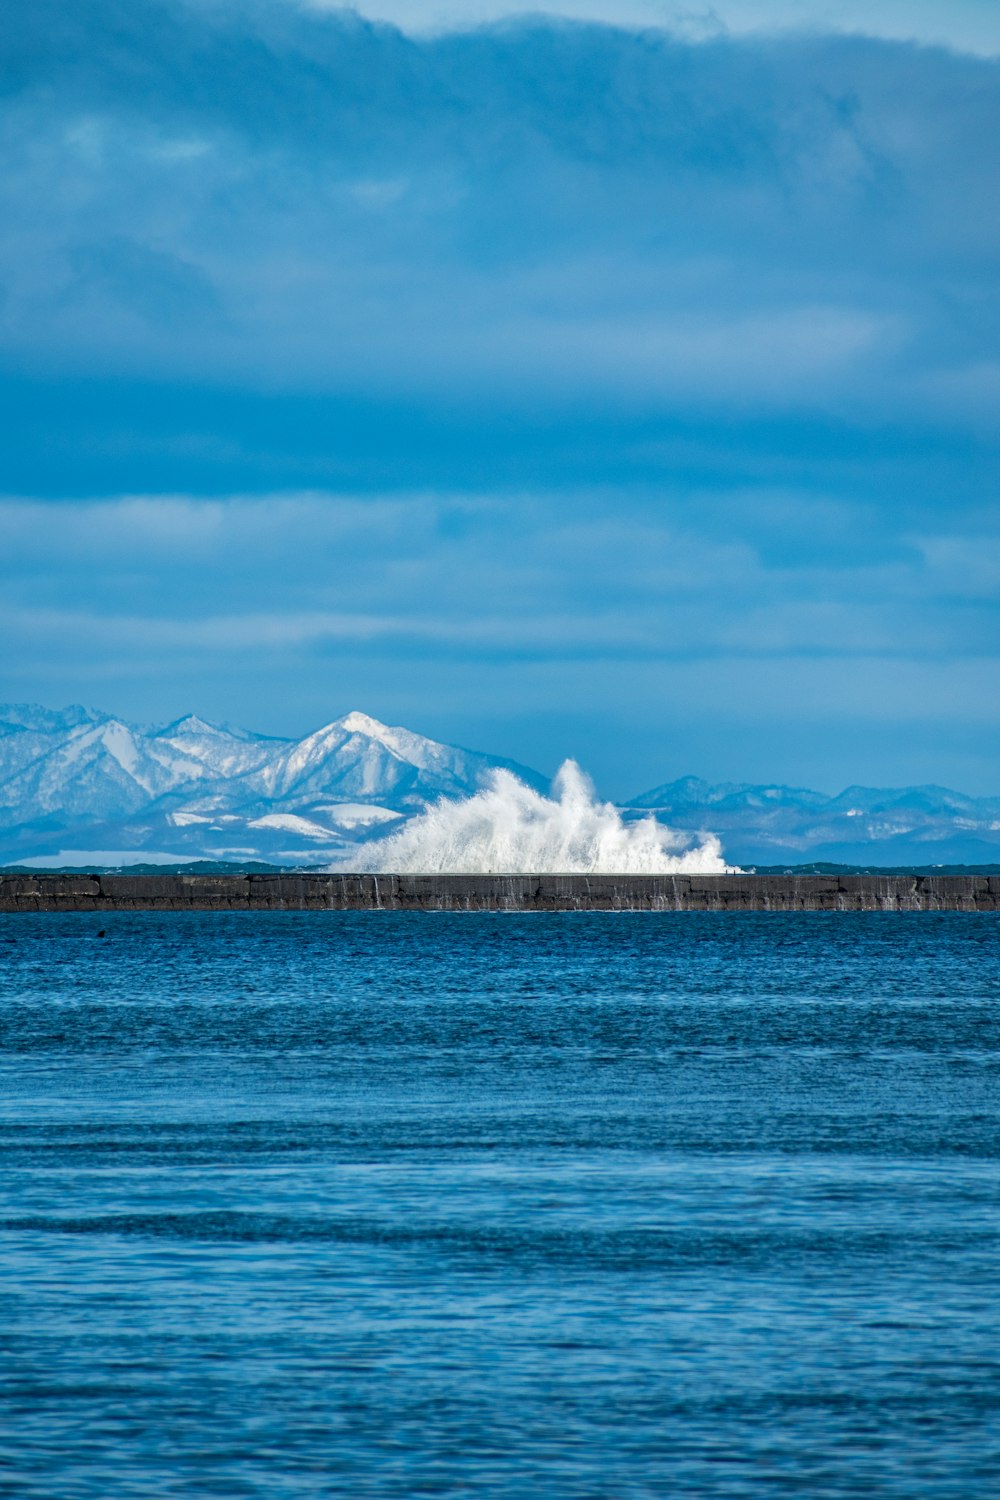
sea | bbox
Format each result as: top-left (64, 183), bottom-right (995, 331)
top-left (1, 911), bottom-right (998, 1498)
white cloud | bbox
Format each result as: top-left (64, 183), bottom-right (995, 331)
top-left (490, 305), bottom-right (894, 404)
top-left (309, 0), bottom-right (1000, 55)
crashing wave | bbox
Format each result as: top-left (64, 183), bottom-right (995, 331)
top-left (331, 760), bottom-right (736, 874)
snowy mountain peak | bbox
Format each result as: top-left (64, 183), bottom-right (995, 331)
top-left (269, 712), bottom-right (481, 803)
top-left (338, 710), bottom-right (391, 738)
top-left (328, 712), bottom-right (474, 774)
top-left (156, 714), bottom-right (235, 740)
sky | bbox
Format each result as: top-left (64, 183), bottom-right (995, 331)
top-left (1, 0), bottom-right (998, 797)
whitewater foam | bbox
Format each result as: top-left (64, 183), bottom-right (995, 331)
top-left (332, 760), bottom-right (736, 875)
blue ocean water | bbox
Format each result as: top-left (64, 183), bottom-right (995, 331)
top-left (1, 912), bottom-right (998, 1498)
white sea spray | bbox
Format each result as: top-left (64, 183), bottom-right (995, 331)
top-left (331, 760), bottom-right (737, 874)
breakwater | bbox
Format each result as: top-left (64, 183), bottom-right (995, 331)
top-left (0, 872), bottom-right (998, 911)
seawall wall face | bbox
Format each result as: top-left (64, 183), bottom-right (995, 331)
top-left (0, 873), bottom-right (998, 911)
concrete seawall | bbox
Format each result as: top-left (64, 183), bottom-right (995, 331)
top-left (1, 873), bottom-right (998, 911)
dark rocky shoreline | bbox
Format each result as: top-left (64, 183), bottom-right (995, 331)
top-left (1, 872), bottom-right (998, 911)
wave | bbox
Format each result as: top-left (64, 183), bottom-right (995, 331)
top-left (332, 760), bottom-right (736, 874)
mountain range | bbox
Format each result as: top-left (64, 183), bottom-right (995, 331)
top-left (1, 704), bottom-right (997, 869)
top-left (626, 777), bottom-right (1000, 869)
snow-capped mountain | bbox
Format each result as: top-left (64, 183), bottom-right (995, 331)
top-left (0, 705), bottom-right (548, 866)
top-left (626, 777), bottom-right (1000, 867)
top-left (1, 703), bottom-right (997, 867)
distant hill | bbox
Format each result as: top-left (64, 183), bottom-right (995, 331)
top-left (625, 777), bottom-right (1000, 868)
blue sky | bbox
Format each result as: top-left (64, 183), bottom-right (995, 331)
top-left (1, 0), bottom-right (998, 796)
